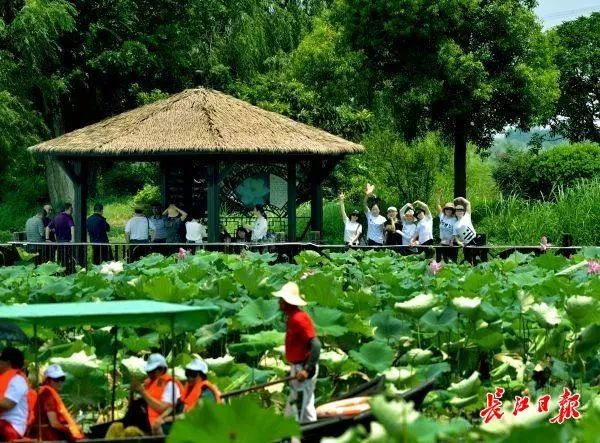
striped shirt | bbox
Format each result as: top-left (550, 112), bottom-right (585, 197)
top-left (25, 216), bottom-right (45, 242)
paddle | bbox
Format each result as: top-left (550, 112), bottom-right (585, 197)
top-left (221, 376), bottom-right (296, 399)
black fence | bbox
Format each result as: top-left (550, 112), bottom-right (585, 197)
top-left (1, 240), bottom-right (585, 273)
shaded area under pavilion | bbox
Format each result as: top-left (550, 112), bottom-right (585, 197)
top-left (28, 88), bottom-right (363, 242)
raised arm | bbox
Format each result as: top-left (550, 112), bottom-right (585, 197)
top-left (453, 197), bottom-right (472, 214)
top-left (363, 183), bottom-right (374, 213)
top-left (339, 193), bottom-right (348, 221)
top-left (413, 200), bottom-right (431, 217)
top-left (399, 203), bottom-right (413, 222)
top-left (436, 189), bottom-right (443, 215)
top-left (175, 206), bottom-right (188, 221)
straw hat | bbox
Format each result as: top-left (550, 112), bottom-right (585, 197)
top-left (443, 202), bottom-right (455, 211)
top-left (273, 282), bottom-right (307, 306)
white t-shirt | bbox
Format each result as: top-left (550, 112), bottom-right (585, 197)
top-left (251, 216), bottom-right (268, 241)
top-left (125, 216), bottom-right (149, 241)
top-left (400, 223), bottom-right (417, 246)
top-left (343, 217), bottom-right (363, 244)
top-left (0, 373), bottom-right (28, 436)
top-left (365, 211), bottom-right (386, 244)
top-left (416, 215), bottom-right (433, 243)
top-left (453, 213), bottom-right (477, 245)
top-left (439, 214), bottom-right (457, 244)
top-left (185, 221), bottom-right (207, 243)
top-left (161, 380), bottom-right (181, 405)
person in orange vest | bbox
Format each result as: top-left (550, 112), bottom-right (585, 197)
top-left (0, 347), bottom-right (29, 442)
top-left (274, 282), bottom-right (321, 423)
top-left (131, 353), bottom-right (181, 434)
top-left (28, 364), bottom-right (84, 442)
top-left (153, 358), bottom-right (221, 435)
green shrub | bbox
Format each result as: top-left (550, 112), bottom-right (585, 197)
top-left (477, 179), bottom-right (600, 245)
top-left (97, 162), bottom-right (159, 196)
top-left (493, 142), bottom-right (600, 199)
top-left (133, 184), bottom-right (161, 206)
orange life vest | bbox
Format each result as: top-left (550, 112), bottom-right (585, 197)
top-left (181, 380), bottom-right (222, 412)
top-left (38, 384), bottom-right (85, 441)
top-left (0, 369), bottom-right (33, 432)
top-left (144, 374), bottom-right (183, 425)
top-left (27, 389), bottom-right (37, 428)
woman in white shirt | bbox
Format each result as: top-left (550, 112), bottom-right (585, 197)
top-left (339, 193), bottom-right (362, 246)
top-left (397, 203), bottom-right (417, 253)
top-left (185, 214), bottom-right (207, 244)
top-left (436, 190), bottom-right (458, 262)
top-left (411, 201), bottom-right (434, 245)
top-left (363, 184), bottom-right (386, 246)
top-left (452, 197), bottom-right (478, 264)
top-left (250, 204), bottom-right (268, 242)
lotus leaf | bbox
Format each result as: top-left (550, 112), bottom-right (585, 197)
top-left (531, 302), bottom-right (561, 327)
top-left (395, 293), bottom-right (437, 317)
top-left (349, 341), bottom-right (395, 373)
top-left (452, 296), bottom-right (482, 317)
top-left (447, 371), bottom-right (481, 397)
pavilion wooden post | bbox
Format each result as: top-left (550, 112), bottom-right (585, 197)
top-left (73, 160), bottom-right (88, 243)
top-left (310, 159), bottom-right (323, 238)
top-left (287, 161), bottom-right (297, 241)
top-left (207, 162), bottom-right (220, 242)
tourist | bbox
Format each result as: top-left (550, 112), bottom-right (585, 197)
top-left (125, 205), bottom-right (150, 262)
top-left (41, 204), bottom-right (55, 262)
top-left (42, 204), bottom-right (54, 240)
top-left (163, 204), bottom-right (188, 244)
top-left (46, 203), bottom-right (75, 271)
top-left (28, 364), bottom-right (84, 442)
top-left (339, 193), bottom-right (362, 246)
top-left (149, 204), bottom-right (167, 243)
top-left (452, 197), bottom-right (479, 264)
top-left (25, 209), bottom-right (46, 263)
top-left (274, 282), bottom-right (321, 423)
top-left (412, 201), bottom-right (434, 245)
top-left (363, 183), bottom-right (386, 246)
top-left (87, 203), bottom-right (112, 265)
top-left (131, 354), bottom-right (182, 435)
top-left (235, 226), bottom-right (249, 242)
top-left (0, 347), bottom-right (29, 441)
top-left (398, 203), bottom-right (417, 253)
top-left (153, 358), bottom-right (221, 435)
top-left (436, 190), bottom-right (457, 262)
top-left (185, 214), bottom-right (207, 244)
top-left (249, 204), bottom-right (268, 242)
top-left (384, 206), bottom-right (402, 246)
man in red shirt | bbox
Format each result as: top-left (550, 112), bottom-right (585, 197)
top-left (274, 282), bottom-right (321, 423)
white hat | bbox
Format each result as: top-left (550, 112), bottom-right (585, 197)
top-left (44, 364), bottom-right (66, 379)
top-left (185, 358), bottom-right (208, 374)
top-left (387, 206), bottom-right (398, 212)
top-left (144, 353), bottom-right (167, 372)
top-left (273, 282), bottom-right (307, 306)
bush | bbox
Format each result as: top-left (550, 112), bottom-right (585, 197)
top-left (97, 162), bottom-right (159, 196)
top-left (493, 142), bottom-right (600, 199)
top-left (133, 184), bottom-right (161, 206)
top-left (477, 179), bottom-right (600, 245)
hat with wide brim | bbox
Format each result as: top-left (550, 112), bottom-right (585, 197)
top-left (145, 353), bottom-right (167, 372)
top-left (273, 282), bottom-right (307, 306)
top-left (185, 358), bottom-right (208, 374)
top-left (443, 202), bottom-right (456, 211)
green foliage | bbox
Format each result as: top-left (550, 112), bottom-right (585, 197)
top-left (478, 179), bottom-right (600, 245)
top-left (98, 163), bottom-right (159, 197)
top-left (552, 13), bottom-right (600, 143)
top-left (133, 184), bottom-right (161, 206)
top-left (492, 142), bottom-right (600, 199)
top-left (168, 396), bottom-right (300, 443)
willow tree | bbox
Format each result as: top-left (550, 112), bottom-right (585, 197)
top-left (334, 0), bottom-right (558, 197)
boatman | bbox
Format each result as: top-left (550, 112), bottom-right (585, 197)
top-left (29, 364), bottom-right (85, 442)
top-left (131, 353), bottom-right (182, 434)
top-left (274, 282), bottom-right (321, 423)
top-left (0, 347), bottom-right (29, 442)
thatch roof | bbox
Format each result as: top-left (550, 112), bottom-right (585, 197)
top-left (29, 88), bottom-right (363, 156)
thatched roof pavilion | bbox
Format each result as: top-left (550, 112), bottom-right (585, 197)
top-left (29, 88), bottom-right (363, 242)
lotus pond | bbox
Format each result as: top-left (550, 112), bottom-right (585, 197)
top-left (0, 248), bottom-right (599, 442)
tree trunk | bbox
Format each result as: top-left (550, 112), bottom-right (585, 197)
top-left (45, 156), bottom-right (74, 207)
top-left (44, 106), bottom-right (74, 207)
top-left (453, 120), bottom-right (467, 198)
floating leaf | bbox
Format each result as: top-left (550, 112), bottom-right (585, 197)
top-left (395, 293), bottom-right (437, 317)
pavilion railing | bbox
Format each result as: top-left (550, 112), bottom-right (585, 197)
top-left (1, 241), bottom-right (586, 272)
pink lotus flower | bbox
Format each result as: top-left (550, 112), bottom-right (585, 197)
top-left (588, 260), bottom-right (600, 275)
top-left (429, 261), bottom-right (443, 275)
top-left (178, 248), bottom-right (188, 261)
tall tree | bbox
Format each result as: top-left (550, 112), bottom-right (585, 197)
top-left (552, 12), bottom-right (600, 143)
top-left (333, 0), bottom-right (559, 197)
